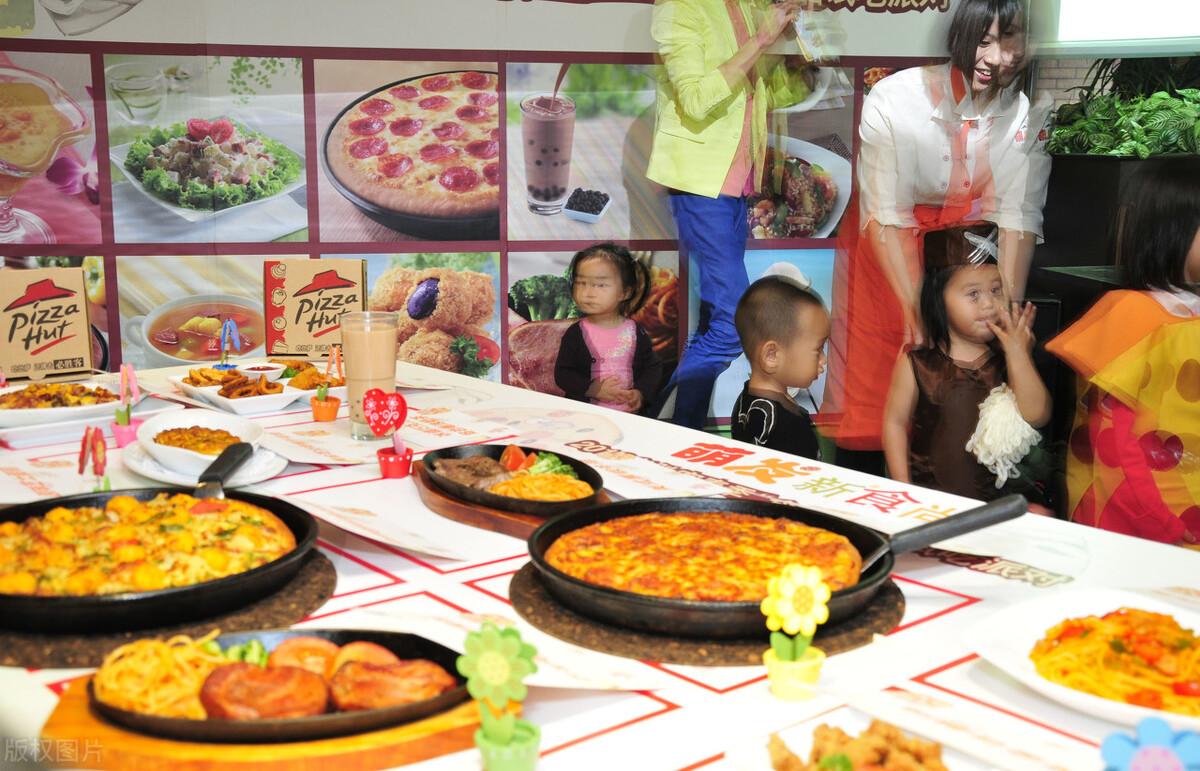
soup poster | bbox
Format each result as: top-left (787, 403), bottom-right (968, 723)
top-left (0, 50), bottom-right (100, 245)
top-left (104, 54), bottom-right (307, 244)
top-left (116, 254), bottom-right (278, 369)
top-left (313, 59), bottom-right (500, 243)
top-left (332, 252), bottom-right (502, 381)
top-left (505, 249), bottom-right (680, 399)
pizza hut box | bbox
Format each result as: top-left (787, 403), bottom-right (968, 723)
top-left (264, 259), bottom-right (367, 358)
top-left (0, 268), bottom-right (93, 381)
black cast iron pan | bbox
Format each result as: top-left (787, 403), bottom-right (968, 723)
top-left (528, 494), bottom-right (1027, 639)
top-left (422, 443), bottom-right (604, 518)
top-left (0, 443), bottom-right (318, 633)
top-left (320, 70), bottom-right (500, 241)
top-left (88, 628), bottom-right (468, 743)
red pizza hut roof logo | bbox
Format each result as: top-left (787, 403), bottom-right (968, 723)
top-left (4, 278), bottom-right (76, 312)
top-left (293, 270), bottom-right (357, 297)
top-left (5, 278), bottom-right (82, 356)
top-left (292, 270), bottom-right (360, 337)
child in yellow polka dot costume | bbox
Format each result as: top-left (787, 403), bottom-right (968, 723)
top-left (1047, 159), bottom-right (1200, 548)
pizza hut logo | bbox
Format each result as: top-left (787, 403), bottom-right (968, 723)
top-left (822, 0), bottom-right (949, 12)
top-left (4, 279), bottom-right (81, 355)
top-left (292, 269), bottom-right (359, 337)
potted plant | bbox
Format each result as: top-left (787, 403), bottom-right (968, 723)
top-left (760, 564), bottom-right (830, 700)
top-left (457, 622), bottom-right (540, 771)
top-left (310, 382), bottom-right (340, 421)
top-left (1039, 56), bottom-right (1200, 268)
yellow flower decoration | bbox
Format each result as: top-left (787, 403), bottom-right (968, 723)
top-left (760, 564), bottom-right (831, 638)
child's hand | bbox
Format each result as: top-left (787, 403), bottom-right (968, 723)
top-left (590, 377), bottom-right (626, 404)
top-left (988, 301), bottom-right (1037, 358)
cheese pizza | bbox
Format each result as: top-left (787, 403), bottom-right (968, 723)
top-left (325, 70), bottom-right (500, 219)
top-left (544, 512), bottom-right (861, 602)
top-left (0, 493), bottom-right (296, 596)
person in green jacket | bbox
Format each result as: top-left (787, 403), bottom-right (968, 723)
top-left (647, 0), bottom-right (811, 430)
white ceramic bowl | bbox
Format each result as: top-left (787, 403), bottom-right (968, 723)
top-left (136, 409), bottom-right (264, 476)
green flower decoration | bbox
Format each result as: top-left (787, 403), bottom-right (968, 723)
top-left (457, 622), bottom-right (538, 711)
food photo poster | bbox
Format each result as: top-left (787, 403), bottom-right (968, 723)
top-left (335, 252), bottom-right (502, 381)
top-left (314, 59), bottom-right (500, 243)
top-left (505, 249), bottom-right (680, 397)
top-left (104, 54), bottom-right (307, 244)
top-left (0, 50), bottom-right (99, 245)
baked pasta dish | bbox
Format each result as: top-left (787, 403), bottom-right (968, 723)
top-left (0, 383), bottom-right (118, 409)
top-left (155, 427), bottom-right (242, 456)
top-left (544, 512), bottom-right (861, 602)
top-left (0, 494), bottom-right (296, 596)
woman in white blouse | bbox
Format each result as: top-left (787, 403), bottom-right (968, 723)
top-left (818, 0), bottom-right (1053, 469)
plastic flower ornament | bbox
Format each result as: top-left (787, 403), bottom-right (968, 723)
top-left (1101, 718), bottom-right (1200, 771)
top-left (761, 563), bottom-right (831, 638)
top-left (459, 622), bottom-right (537, 708)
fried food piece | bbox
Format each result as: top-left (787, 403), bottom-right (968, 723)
top-left (329, 659), bottom-right (456, 712)
top-left (267, 637), bottom-right (340, 678)
top-left (217, 374), bottom-right (282, 399)
top-left (397, 329), bottom-right (462, 372)
top-left (288, 367), bottom-right (345, 391)
top-left (326, 641), bottom-right (401, 680)
top-left (767, 734), bottom-right (805, 771)
top-left (801, 720), bottom-right (948, 771)
top-left (184, 368), bottom-right (239, 387)
top-left (270, 358), bottom-right (314, 371)
top-left (200, 663), bottom-right (329, 720)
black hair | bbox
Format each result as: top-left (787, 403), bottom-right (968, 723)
top-left (1115, 157), bottom-right (1200, 292)
top-left (567, 242), bottom-right (652, 318)
top-left (735, 276), bottom-right (826, 360)
top-left (946, 0), bottom-right (1025, 86)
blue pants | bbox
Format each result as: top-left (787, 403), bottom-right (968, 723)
top-left (662, 191), bottom-right (749, 430)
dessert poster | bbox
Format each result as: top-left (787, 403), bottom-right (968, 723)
top-left (333, 252), bottom-right (502, 381)
top-left (104, 54), bottom-right (307, 243)
top-left (0, 50), bottom-right (99, 245)
top-left (505, 61), bottom-right (671, 242)
top-left (314, 59), bottom-right (500, 243)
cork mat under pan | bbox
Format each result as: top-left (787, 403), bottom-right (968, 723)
top-left (0, 551), bottom-right (336, 669)
top-left (509, 564), bottom-right (905, 666)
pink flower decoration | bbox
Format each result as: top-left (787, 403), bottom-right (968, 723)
top-left (46, 86), bottom-right (98, 204)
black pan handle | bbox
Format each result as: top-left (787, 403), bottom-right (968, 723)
top-left (861, 494), bottom-right (1028, 573)
top-left (198, 442), bottom-right (255, 485)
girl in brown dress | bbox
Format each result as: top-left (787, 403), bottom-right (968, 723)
top-left (881, 226), bottom-right (1051, 501)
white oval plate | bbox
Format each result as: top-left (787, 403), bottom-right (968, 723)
top-left (964, 587), bottom-right (1200, 731)
top-left (762, 134), bottom-right (852, 239)
top-left (0, 381), bottom-right (136, 428)
top-left (121, 441), bottom-right (288, 488)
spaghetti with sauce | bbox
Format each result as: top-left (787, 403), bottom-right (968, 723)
top-left (1029, 607), bottom-right (1200, 715)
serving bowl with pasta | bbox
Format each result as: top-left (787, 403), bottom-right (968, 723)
top-left (137, 409), bottom-right (263, 475)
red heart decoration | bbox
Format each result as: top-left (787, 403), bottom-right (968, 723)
top-left (361, 388), bottom-right (407, 437)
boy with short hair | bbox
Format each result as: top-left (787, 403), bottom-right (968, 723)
top-left (731, 276), bottom-right (830, 459)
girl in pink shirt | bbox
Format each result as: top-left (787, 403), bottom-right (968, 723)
top-left (555, 243), bottom-right (661, 414)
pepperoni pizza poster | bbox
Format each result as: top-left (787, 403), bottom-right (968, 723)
top-left (0, 50), bottom-right (99, 246)
top-left (103, 54), bottom-right (308, 244)
top-left (505, 249), bottom-right (680, 398)
top-left (314, 59), bottom-right (501, 243)
top-left (342, 251), bottom-right (502, 381)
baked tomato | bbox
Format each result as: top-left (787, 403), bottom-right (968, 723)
top-left (1126, 688), bottom-right (1164, 709)
top-left (326, 640), bottom-right (401, 680)
top-left (473, 334), bottom-right (500, 365)
top-left (267, 636), bottom-right (340, 678)
top-left (1172, 680), bottom-right (1200, 697)
top-left (499, 445), bottom-right (526, 472)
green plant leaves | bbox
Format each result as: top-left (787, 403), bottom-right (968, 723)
top-left (1050, 87), bottom-right (1200, 157)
